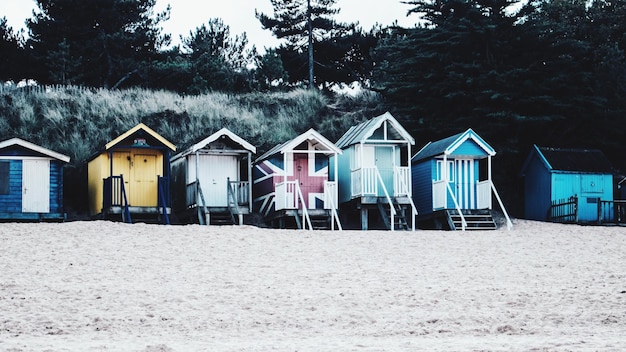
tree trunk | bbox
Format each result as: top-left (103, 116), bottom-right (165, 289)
top-left (307, 0), bottom-right (314, 89)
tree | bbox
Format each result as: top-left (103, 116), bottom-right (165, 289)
top-left (0, 17), bottom-right (27, 82)
top-left (256, 48), bottom-right (289, 90)
top-left (256, 0), bottom-right (350, 88)
top-left (181, 18), bottom-right (258, 93)
top-left (27, 0), bottom-right (171, 88)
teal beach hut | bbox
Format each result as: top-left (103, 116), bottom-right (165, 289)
top-left (520, 145), bottom-right (614, 223)
top-left (411, 128), bottom-right (511, 230)
top-left (333, 112), bottom-right (417, 231)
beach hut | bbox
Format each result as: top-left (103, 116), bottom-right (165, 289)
top-left (333, 112), bottom-right (417, 230)
top-left (170, 128), bottom-right (256, 225)
top-left (520, 145), bottom-right (614, 223)
top-left (87, 123), bottom-right (176, 224)
top-left (253, 129), bottom-right (342, 230)
top-left (411, 128), bottom-right (511, 230)
top-left (0, 138), bottom-right (70, 221)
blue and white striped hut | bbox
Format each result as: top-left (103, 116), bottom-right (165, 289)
top-left (411, 128), bottom-right (511, 230)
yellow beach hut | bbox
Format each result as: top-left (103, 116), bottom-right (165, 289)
top-left (87, 123), bottom-right (176, 224)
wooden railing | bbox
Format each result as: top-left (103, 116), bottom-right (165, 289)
top-left (227, 179), bottom-right (244, 225)
top-left (549, 196), bottom-right (578, 223)
top-left (476, 180), bottom-right (492, 209)
top-left (351, 167), bottom-right (410, 198)
top-left (394, 167), bottom-right (417, 231)
top-left (324, 181), bottom-right (342, 231)
top-left (275, 180), bottom-right (313, 230)
top-left (433, 180), bottom-right (447, 209)
top-left (103, 175), bottom-right (131, 223)
top-left (227, 179), bottom-right (250, 206)
top-left (186, 180), bottom-right (209, 225)
top-left (394, 167), bottom-right (411, 196)
top-left (615, 200), bottom-right (626, 223)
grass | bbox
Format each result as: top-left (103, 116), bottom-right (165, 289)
top-left (0, 85), bottom-right (386, 165)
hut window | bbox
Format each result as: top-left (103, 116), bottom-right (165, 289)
top-left (435, 160), bottom-right (454, 182)
top-left (0, 161), bottom-right (9, 195)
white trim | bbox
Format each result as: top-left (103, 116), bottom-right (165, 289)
top-left (0, 156), bottom-right (58, 161)
top-left (446, 129), bottom-right (495, 156)
top-left (0, 138), bottom-right (70, 162)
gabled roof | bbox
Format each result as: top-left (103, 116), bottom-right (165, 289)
top-left (256, 128), bottom-right (342, 162)
top-left (0, 137), bottom-right (70, 162)
top-left (173, 128), bottom-right (255, 160)
top-left (335, 112), bottom-right (415, 149)
top-left (521, 145), bottom-right (613, 175)
top-left (411, 128), bottom-right (495, 163)
top-left (105, 123), bottom-right (176, 151)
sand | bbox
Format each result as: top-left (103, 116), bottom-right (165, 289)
top-left (1, 220), bottom-right (625, 351)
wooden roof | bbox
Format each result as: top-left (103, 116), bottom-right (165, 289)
top-left (172, 128), bottom-right (255, 161)
top-left (105, 123), bottom-right (176, 152)
top-left (0, 137), bottom-right (70, 162)
top-left (411, 128), bottom-right (495, 163)
top-left (256, 128), bottom-right (341, 162)
top-left (521, 145), bottom-right (613, 174)
top-left (335, 112), bottom-right (415, 149)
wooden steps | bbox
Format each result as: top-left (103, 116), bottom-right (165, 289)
top-left (446, 209), bottom-right (497, 230)
top-left (377, 197), bottom-right (411, 231)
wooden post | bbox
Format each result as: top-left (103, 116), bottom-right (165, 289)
top-left (361, 207), bottom-right (368, 231)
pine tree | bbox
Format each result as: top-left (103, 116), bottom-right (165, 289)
top-left (27, 0), bottom-right (170, 88)
top-left (256, 0), bottom-right (348, 88)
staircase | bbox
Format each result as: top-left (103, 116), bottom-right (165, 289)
top-left (446, 209), bottom-right (497, 230)
top-left (207, 211), bottom-right (237, 225)
top-left (377, 198), bottom-right (411, 230)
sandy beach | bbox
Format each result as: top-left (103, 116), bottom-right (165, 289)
top-left (1, 220), bottom-right (625, 351)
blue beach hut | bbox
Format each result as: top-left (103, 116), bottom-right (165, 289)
top-left (520, 145), bottom-right (614, 223)
top-left (411, 128), bottom-right (511, 230)
top-left (0, 138), bottom-right (70, 221)
top-left (333, 112), bottom-right (417, 231)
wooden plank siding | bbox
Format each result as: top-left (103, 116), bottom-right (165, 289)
top-left (0, 160), bottom-right (22, 212)
top-left (411, 160), bottom-right (433, 215)
top-left (48, 161), bottom-right (64, 214)
top-left (0, 159), bottom-right (65, 218)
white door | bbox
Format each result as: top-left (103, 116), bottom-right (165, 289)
top-left (22, 159), bottom-right (50, 213)
top-left (198, 155), bottom-right (238, 207)
top-left (455, 158), bottom-right (475, 209)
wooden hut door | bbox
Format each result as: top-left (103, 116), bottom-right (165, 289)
top-left (131, 154), bottom-right (157, 206)
top-left (199, 154), bottom-right (238, 207)
top-left (294, 153), bottom-right (311, 208)
top-left (374, 146), bottom-right (394, 197)
top-left (454, 158), bottom-right (476, 209)
top-left (22, 159), bottom-right (50, 213)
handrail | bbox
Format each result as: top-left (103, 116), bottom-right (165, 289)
top-left (196, 180), bottom-right (209, 225)
top-left (445, 182), bottom-right (466, 231)
top-left (293, 182), bottom-right (313, 230)
top-left (120, 175), bottom-right (131, 224)
top-left (490, 180), bottom-right (512, 230)
top-left (157, 176), bottom-right (170, 225)
top-left (324, 181), bottom-right (343, 231)
top-left (227, 177), bottom-right (243, 225)
top-left (374, 168), bottom-right (396, 231)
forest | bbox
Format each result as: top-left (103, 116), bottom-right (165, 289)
top-left (1, 0), bottom-right (626, 217)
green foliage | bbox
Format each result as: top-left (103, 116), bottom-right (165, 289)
top-left (257, 0), bottom-right (357, 88)
top-left (27, 0), bottom-right (171, 88)
top-left (0, 17), bottom-right (27, 81)
top-left (0, 85), bottom-right (383, 166)
top-left (181, 18), bottom-right (258, 93)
